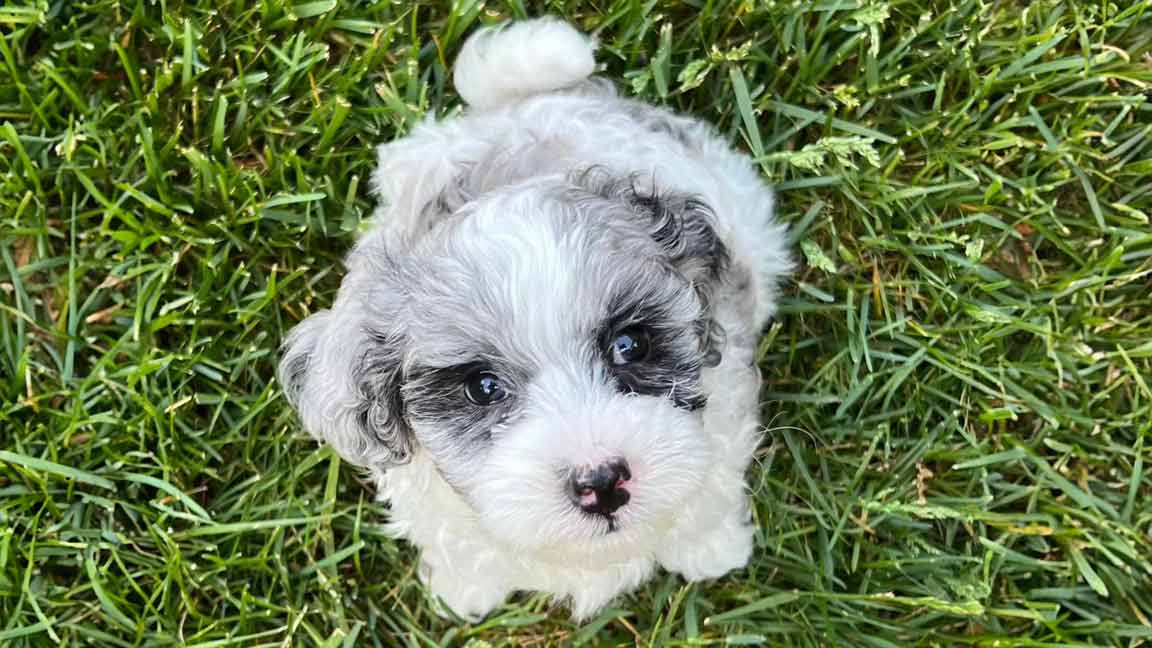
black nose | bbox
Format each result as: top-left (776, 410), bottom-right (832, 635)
top-left (570, 459), bottom-right (631, 516)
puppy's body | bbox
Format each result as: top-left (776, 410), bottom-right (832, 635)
top-left (280, 19), bottom-right (790, 620)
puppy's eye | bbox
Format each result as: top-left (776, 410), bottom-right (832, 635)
top-left (609, 327), bottom-right (650, 365)
top-left (464, 371), bottom-right (508, 406)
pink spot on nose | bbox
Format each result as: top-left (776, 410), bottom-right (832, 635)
top-left (569, 459), bottom-right (632, 516)
top-left (578, 488), bottom-right (597, 507)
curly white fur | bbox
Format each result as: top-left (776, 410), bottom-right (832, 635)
top-left (279, 17), bottom-right (790, 621)
top-left (453, 17), bottom-right (597, 110)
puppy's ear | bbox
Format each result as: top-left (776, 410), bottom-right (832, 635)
top-left (569, 169), bottom-right (734, 365)
top-left (278, 308), bottom-right (414, 469)
top-left (628, 185), bottom-right (732, 367)
top-left (630, 189), bottom-right (731, 289)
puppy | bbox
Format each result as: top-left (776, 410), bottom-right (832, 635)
top-left (279, 17), bottom-right (791, 620)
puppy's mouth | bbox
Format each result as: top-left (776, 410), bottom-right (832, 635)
top-left (575, 492), bottom-right (642, 537)
top-left (580, 509), bottom-right (623, 534)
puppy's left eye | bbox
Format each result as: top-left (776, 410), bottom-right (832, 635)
top-left (609, 327), bottom-right (650, 365)
top-left (464, 370), bottom-right (508, 406)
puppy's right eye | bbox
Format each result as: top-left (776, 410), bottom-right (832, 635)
top-left (464, 371), bottom-right (507, 406)
top-left (608, 327), bottom-right (650, 365)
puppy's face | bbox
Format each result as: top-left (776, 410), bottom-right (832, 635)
top-left (281, 172), bottom-right (731, 552)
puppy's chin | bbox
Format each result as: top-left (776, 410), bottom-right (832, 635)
top-left (463, 395), bottom-right (711, 560)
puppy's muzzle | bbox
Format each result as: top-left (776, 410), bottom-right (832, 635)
top-left (569, 459), bottom-right (631, 516)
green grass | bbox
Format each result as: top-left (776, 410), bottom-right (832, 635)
top-left (2, 0), bottom-right (1151, 645)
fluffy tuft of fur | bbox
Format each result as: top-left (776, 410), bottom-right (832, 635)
top-left (280, 16), bottom-right (791, 621)
top-left (453, 17), bottom-right (597, 110)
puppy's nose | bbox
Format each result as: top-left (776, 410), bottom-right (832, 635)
top-left (570, 459), bottom-right (631, 516)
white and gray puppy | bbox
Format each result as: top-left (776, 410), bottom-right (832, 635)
top-left (279, 18), bottom-right (791, 620)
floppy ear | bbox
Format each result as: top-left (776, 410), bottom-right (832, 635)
top-left (278, 306), bottom-right (414, 469)
top-left (632, 187), bottom-right (731, 367)
top-left (575, 169), bottom-right (733, 367)
top-left (629, 188), bottom-right (731, 291)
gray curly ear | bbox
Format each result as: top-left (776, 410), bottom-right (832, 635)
top-left (628, 186), bottom-right (731, 367)
top-left (571, 168), bottom-right (733, 367)
top-left (278, 308), bottom-right (413, 469)
top-left (630, 188), bottom-right (730, 283)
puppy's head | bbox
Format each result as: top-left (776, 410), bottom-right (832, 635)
top-left (280, 169), bottom-right (734, 552)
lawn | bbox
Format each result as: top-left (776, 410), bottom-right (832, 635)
top-left (2, 0), bottom-right (1151, 646)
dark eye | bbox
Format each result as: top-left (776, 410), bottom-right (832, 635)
top-left (463, 371), bottom-right (507, 406)
top-left (609, 327), bottom-right (650, 365)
